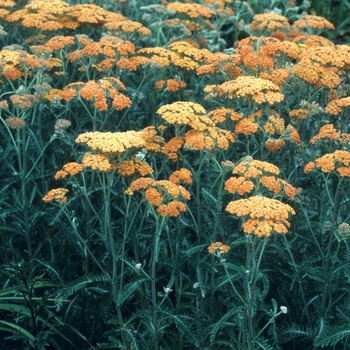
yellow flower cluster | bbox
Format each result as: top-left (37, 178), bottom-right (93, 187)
top-left (156, 101), bottom-right (208, 127)
top-left (75, 131), bottom-right (145, 154)
top-left (208, 76), bottom-right (284, 105)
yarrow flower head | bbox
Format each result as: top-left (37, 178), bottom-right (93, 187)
top-left (207, 242), bottom-right (230, 257)
top-left (75, 131), bottom-right (145, 154)
top-left (206, 76), bottom-right (284, 105)
top-left (304, 150), bottom-right (350, 177)
top-left (225, 196), bottom-right (296, 237)
top-left (5, 117), bottom-right (26, 129)
top-left (125, 177), bottom-right (191, 217)
top-left (43, 188), bottom-right (69, 204)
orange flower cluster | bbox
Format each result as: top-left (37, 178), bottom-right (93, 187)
top-left (75, 131), bottom-right (145, 154)
top-left (250, 13), bottom-right (291, 34)
top-left (43, 188), bottom-right (69, 204)
top-left (260, 68), bottom-right (290, 86)
top-left (2, 66), bottom-right (21, 80)
top-left (289, 109), bottom-right (309, 120)
top-left (225, 159), bottom-right (299, 199)
top-left (156, 101), bottom-right (209, 127)
top-left (5, 1), bottom-right (127, 31)
top-left (76, 78), bottom-right (132, 111)
top-left (264, 111), bottom-right (285, 136)
top-left (325, 97), bottom-right (350, 115)
top-left (207, 242), bottom-right (230, 256)
top-left (166, 2), bottom-right (216, 19)
top-left (104, 20), bottom-right (151, 38)
top-left (197, 52), bottom-right (241, 78)
top-left (294, 15), bottom-right (335, 31)
top-left (66, 36), bottom-right (135, 67)
top-left (81, 153), bottom-right (115, 172)
top-left (117, 158), bottom-right (154, 177)
top-left (232, 159), bottom-right (280, 177)
top-left (292, 60), bottom-right (341, 89)
top-left (310, 124), bottom-right (339, 144)
top-left (162, 137), bottom-right (185, 162)
top-left (125, 177), bottom-right (190, 217)
top-left (169, 168), bottom-right (193, 185)
top-left (225, 196), bottom-right (296, 237)
top-left (5, 117), bottom-right (26, 129)
top-left (54, 162), bottom-right (84, 180)
top-left (264, 139), bottom-right (286, 153)
top-left (10, 94), bottom-right (39, 109)
top-left (185, 128), bottom-right (235, 151)
top-left (208, 76), bottom-right (284, 105)
top-left (155, 79), bottom-right (187, 92)
top-left (44, 35), bottom-right (75, 51)
top-left (141, 126), bottom-right (165, 153)
top-left (304, 150), bottom-right (350, 176)
top-left (224, 177), bottom-right (254, 195)
top-left (207, 108), bottom-right (242, 124)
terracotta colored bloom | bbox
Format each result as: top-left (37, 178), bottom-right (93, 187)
top-left (310, 124), bottom-right (339, 144)
top-left (264, 112), bottom-right (285, 136)
top-left (155, 79), bottom-right (187, 92)
top-left (265, 139), bottom-right (286, 153)
top-left (169, 168), bottom-right (192, 185)
top-left (145, 187), bottom-right (162, 206)
top-left (5, 117), bottom-right (26, 129)
top-left (304, 162), bottom-right (315, 173)
top-left (261, 68), bottom-right (290, 86)
top-left (156, 201), bottom-right (187, 217)
top-left (207, 107), bottom-right (242, 124)
top-left (207, 242), bottom-right (230, 255)
top-left (10, 94), bottom-right (39, 109)
top-left (289, 109), bottom-right (309, 120)
top-left (44, 35), bottom-right (75, 51)
top-left (141, 126), bottom-right (165, 152)
top-left (294, 15), bottom-right (335, 31)
top-left (81, 153), bottom-right (115, 172)
top-left (117, 157), bottom-right (153, 177)
top-left (285, 125), bottom-right (300, 144)
top-left (325, 97), bottom-right (350, 115)
top-left (0, 100), bottom-right (9, 109)
top-left (234, 119), bottom-right (259, 135)
top-left (185, 129), bottom-right (214, 150)
top-left (75, 131), bottom-right (145, 154)
top-left (224, 177), bottom-right (254, 195)
top-left (226, 196), bottom-right (295, 237)
top-left (232, 159), bottom-right (280, 177)
top-left (125, 177), bottom-right (190, 216)
top-left (306, 151), bottom-right (350, 175)
top-left (162, 136), bottom-right (185, 162)
top-left (259, 176), bottom-right (300, 200)
top-left (3, 66), bottom-right (21, 80)
top-left (43, 188), bottom-right (69, 204)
